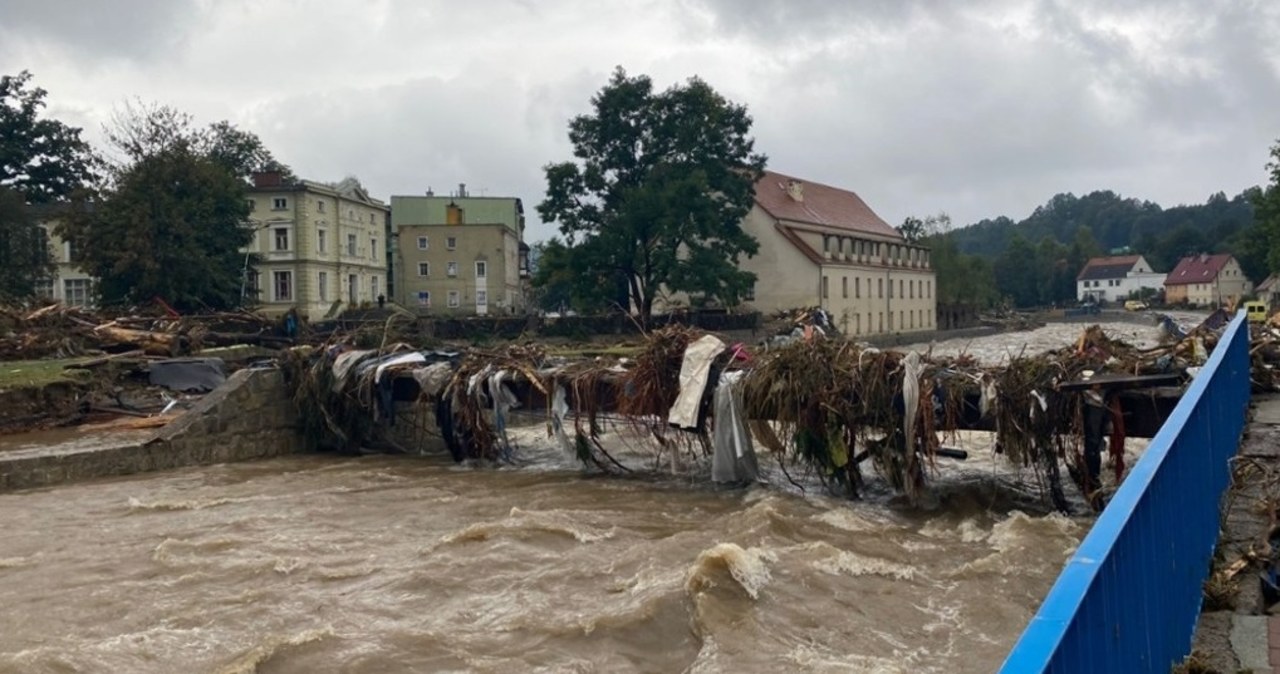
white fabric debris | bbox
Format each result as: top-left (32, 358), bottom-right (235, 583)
top-left (410, 362), bottom-right (454, 397)
top-left (331, 349), bottom-right (375, 391)
top-left (374, 352), bottom-right (427, 385)
top-left (667, 334), bottom-right (727, 429)
top-left (549, 384), bottom-right (575, 458)
top-left (712, 370), bottom-right (759, 483)
top-left (901, 352), bottom-right (923, 456)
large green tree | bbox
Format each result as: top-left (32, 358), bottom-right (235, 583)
top-left (103, 101), bottom-right (291, 181)
top-left (0, 71), bottom-right (98, 204)
top-left (0, 187), bottom-right (53, 299)
top-left (1253, 139), bottom-right (1280, 276)
top-left (65, 144), bottom-right (251, 310)
top-left (61, 104), bottom-right (287, 310)
top-left (995, 233), bottom-right (1040, 307)
top-left (0, 71), bottom-right (95, 300)
top-left (529, 237), bottom-right (612, 314)
top-left (537, 68), bottom-right (767, 321)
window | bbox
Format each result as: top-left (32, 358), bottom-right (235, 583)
top-left (347, 234), bottom-right (357, 256)
top-left (476, 290), bottom-right (488, 307)
top-left (318, 272), bottom-right (328, 302)
top-left (889, 279), bottom-right (894, 299)
top-left (317, 200), bottom-right (325, 213)
top-left (909, 280), bottom-right (914, 299)
top-left (64, 278), bottom-right (90, 307)
top-left (842, 276), bottom-right (848, 299)
top-left (446, 236), bottom-right (457, 250)
top-left (247, 199), bottom-right (256, 211)
top-left (348, 274), bottom-right (358, 302)
top-left (447, 261), bottom-right (458, 277)
top-left (417, 291), bottom-right (431, 307)
top-left (273, 271), bottom-right (293, 301)
top-left (371, 238), bottom-right (377, 260)
top-left (417, 236), bottom-right (429, 250)
top-left (855, 277), bottom-right (861, 298)
top-left (744, 283), bottom-right (755, 301)
top-left (34, 279), bottom-right (54, 299)
top-left (822, 276), bottom-right (829, 299)
top-left (348, 209), bottom-right (354, 221)
top-left (475, 261), bottom-right (487, 278)
top-left (898, 280), bottom-right (903, 298)
top-left (273, 227), bottom-right (290, 251)
top-left (370, 213), bottom-right (376, 224)
top-left (418, 262), bottom-right (430, 277)
top-left (317, 229), bottom-right (327, 253)
top-left (447, 290), bottom-right (461, 308)
top-left (371, 276), bottom-right (379, 298)
top-left (272, 197), bottom-right (287, 210)
top-left (245, 270), bottom-right (261, 299)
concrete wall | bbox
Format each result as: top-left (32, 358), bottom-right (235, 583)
top-left (0, 368), bottom-right (301, 491)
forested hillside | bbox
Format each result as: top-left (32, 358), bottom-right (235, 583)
top-left (949, 189), bottom-right (1263, 279)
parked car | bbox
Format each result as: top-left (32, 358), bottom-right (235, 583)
top-left (1124, 300), bottom-right (1149, 311)
top-left (1245, 301), bottom-right (1269, 323)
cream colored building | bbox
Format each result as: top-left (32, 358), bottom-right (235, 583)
top-left (391, 187), bottom-right (528, 315)
top-left (736, 171), bottom-right (936, 336)
top-left (30, 205), bottom-right (95, 307)
top-left (246, 172), bottom-right (389, 319)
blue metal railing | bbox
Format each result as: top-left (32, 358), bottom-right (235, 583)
top-left (1001, 312), bottom-right (1252, 673)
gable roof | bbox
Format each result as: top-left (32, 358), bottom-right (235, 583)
top-left (1164, 254), bottom-right (1234, 286)
top-left (1257, 274), bottom-right (1279, 293)
top-left (753, 170), bottom-right (901, 239)
top-left (1077, 255), bottom-right (1140, 281)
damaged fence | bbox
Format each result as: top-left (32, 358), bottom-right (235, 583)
top-left (1000, 311), bottom-right (1252, 673)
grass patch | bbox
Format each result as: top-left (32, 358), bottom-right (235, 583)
top-left (0, 358), bottom-right (94, 391)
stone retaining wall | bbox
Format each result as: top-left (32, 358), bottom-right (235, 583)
top-left (0, 368), bottom-right (301, 491)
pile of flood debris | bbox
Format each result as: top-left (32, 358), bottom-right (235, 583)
top-left (284, 314), bottom-right (1243, 512)
top-left (0, 303), bottom-right (294, 360)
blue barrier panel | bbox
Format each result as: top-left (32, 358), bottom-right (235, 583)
top-left (1001, 312), bottom-right (1252, 673)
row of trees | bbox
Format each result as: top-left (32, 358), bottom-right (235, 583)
top-left (919, 143), bottom-right (1280, 310)
top-left (0, 71), bottom-right (289, 310)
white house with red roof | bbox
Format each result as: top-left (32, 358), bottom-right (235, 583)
top-left (734, 170), bottom-right (936, 336)
top-left (1075, 255), bottom-right (1165, 303)
top-left (1163, 253), bottom-right (1252, 307)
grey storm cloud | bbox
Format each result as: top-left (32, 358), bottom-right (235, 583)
top-left (0, 0), bottom-right (202, 61)
top-left (2, 0), bottom-right (1278, 240)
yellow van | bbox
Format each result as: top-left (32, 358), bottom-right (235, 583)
top-left (1245, 301), bottom-right (1268, 323)
top-left (1124, 299), bottom-right (1148, 311)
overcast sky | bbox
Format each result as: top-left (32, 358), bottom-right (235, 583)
top-left (3, 0), bottom-right (1278, 242)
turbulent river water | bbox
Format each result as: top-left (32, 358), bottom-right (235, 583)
top-left (0, 315), bottom-right (1191, 673)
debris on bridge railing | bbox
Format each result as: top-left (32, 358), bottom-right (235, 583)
top-left (278, 319), bottom-right (1225, 512)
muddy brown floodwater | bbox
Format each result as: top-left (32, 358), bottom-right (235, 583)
top-left (2, 317), bottom-right (1182, 673)
top-left (0, 450), bottom-right (1083, 674)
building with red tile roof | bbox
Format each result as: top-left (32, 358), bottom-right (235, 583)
top-left (1163, 253), bottom-right (1252, 307)
top-left (731, 170), bottom-right (936, 336)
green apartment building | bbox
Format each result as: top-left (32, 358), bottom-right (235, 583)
top-left (391, 186), bottom-right (528, 315)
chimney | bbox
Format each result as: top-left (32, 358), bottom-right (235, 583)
top-left (252, 170), bottom-right (283, 188)
top-left (426, 186), bottom-right (434, 196)
top-left (785, 180), bottom-right (804, 202)
top-left (458, 183), bottom-right (467, 198)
